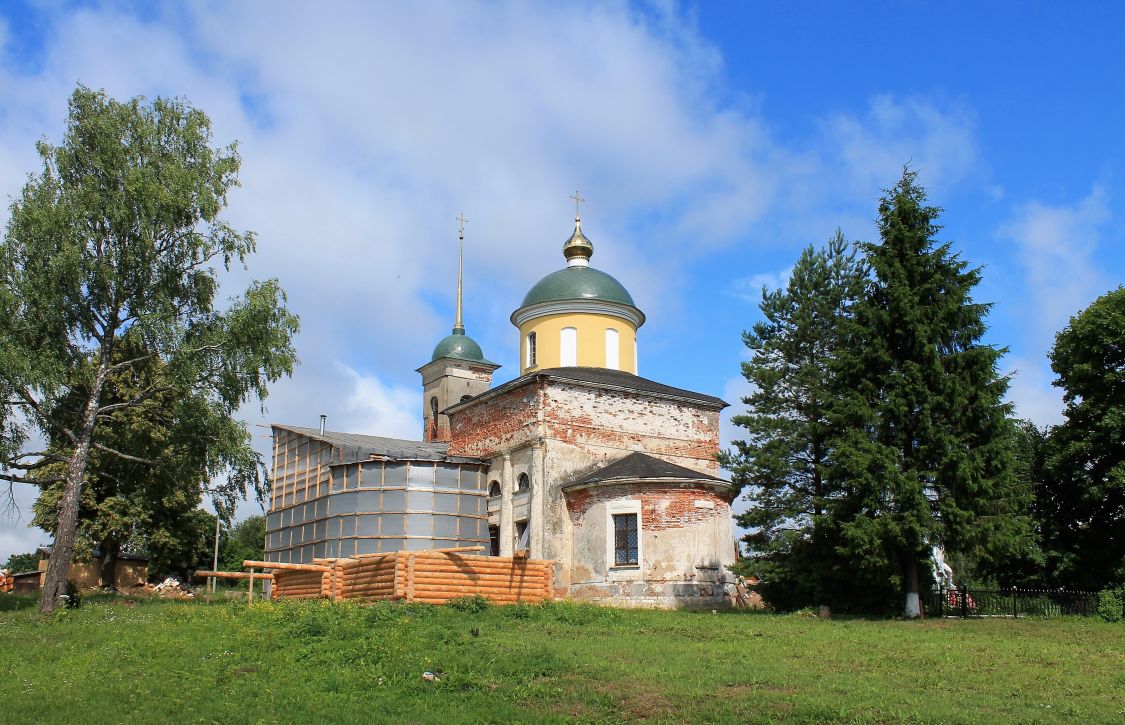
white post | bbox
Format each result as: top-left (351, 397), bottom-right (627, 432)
top-left (211, 511), bottom-right (221, 593)
top-left (529, 442), bottom-right (544, 559)
top-left (499, 453), bottom-right (514, 557)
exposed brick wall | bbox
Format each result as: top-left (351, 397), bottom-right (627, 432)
top-left (448, 379), bottom-right (722, 472)
top-left (542, 383), bottom-right (721, 473)
top-left (566, 483), bottom-right (731, 531)
top-left (447, 382), bottom-right (542, 457)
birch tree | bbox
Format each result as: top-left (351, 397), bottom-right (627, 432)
top-left (0, 86), bottom-right (299, 612)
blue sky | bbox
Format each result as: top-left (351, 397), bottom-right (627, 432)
top-left (1, 1), bottom-right (1123, 560)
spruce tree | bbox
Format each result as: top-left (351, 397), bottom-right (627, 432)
top-left (828, 168), bottom-right (1030, 616)
top-left (721, 231), bottom-right (866, 609)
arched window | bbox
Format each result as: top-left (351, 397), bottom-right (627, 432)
top-left (517, 472), bottom-right (530, 492)
top-left (526, 331), bottom-right (537, 368)
top-left (428, 397), bottom-right (439, 438)
top-left (560, 327), bottom-right (577, 367)
top-left (605, 328), bottom-right (619, 370)
top-left (460, 394), bottom-right (472, 403)
top-left (488, 480), bottom-right (501, 498)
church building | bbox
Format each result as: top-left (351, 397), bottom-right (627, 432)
top-left (265, 204), bottom-right (736, 608)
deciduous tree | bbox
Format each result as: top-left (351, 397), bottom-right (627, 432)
top-left (30, 333), bottom-right (264, 587)
top-left (0, 86), bottom-right (299, 612)
top-left (3, 551), bottom-right (39, 573)
top-left (218, 515), bottom-right (266, 572)
top-left (1042, 286), bottom-right (1125, 589)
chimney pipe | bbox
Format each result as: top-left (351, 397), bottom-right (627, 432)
top-left (319, 414), bottom-right (327, 435)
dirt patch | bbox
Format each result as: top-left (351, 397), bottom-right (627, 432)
top-left (600, 680), bottom-right (677, 721)
top-left (719, 682), bottom-right (796, 696)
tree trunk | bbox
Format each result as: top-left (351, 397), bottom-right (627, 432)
top-left (903, 557), bottom-right (921, 618)
top-left (99, 540), bottom-right (119, 590)
top-left (38, 355), bottom-right (110, 613)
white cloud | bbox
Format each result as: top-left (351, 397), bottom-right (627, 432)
top-left (821, 94), bottom-right (980, 199)
top-left (1003, 356), bottom-right (1064, 428)
top-left (719, 374), bottom-right (754, 451)
top-left (998, 186), bottom-right (1111, 426)
top-left (0, 481), bottom-right (44, 563)
top-left (1001, 186), bottom-right (1110, 343)
top-left (729, 265), bottom-right (792, 301)
top-left (337, 366), bottom-right (419, 440)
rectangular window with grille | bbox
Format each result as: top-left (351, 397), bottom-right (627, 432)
top-left (613, 513), bottom-right (638, 566)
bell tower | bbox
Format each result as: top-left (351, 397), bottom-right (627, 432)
top-left (417, 213), bottom-right (499, 441)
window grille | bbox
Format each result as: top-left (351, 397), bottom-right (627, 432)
top-left (489, 526), bottom-right (500, 556)
top-left (613, 513), bottom-right (638, 566)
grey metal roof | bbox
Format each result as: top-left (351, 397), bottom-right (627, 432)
top-left (271, 425), bottom-right (484, 464)
top-left (563, 451), bottom-right (729, 490)
top-left (444, 367), bottom-right (727, 415)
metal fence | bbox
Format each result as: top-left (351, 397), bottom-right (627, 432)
top-left (928, 587), bottom-right (1104, 618)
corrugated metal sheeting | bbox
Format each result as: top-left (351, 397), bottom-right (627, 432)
top-left (266, 426), bottom-right (490, 564)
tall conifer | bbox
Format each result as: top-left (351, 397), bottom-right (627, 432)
top-left (828, 169), bottom-right (1030, 616)
top-left (722, 231), bottom-right (865, 609)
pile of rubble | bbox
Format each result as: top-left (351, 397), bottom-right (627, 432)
top-left (145, 576), bottom-right (194, 599)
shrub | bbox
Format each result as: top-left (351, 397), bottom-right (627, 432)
top-left (61, 581), bottom-right (82, 609)
top-left (1097, 589), bottom-right (1123, 623)
top-left (446, 595), bottom-right (490, 613)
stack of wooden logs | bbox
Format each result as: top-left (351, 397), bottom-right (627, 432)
top-left (243, 547), bottom-right (553, 605)
top-left (401, 551), bottom-right (551, 605)
top-left (273, 569), bottom-right (326, 599)
top-left (336, 553), bottom-right (398, 600)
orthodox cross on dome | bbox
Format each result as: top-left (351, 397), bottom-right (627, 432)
top-left (454, 212), bottom-right (468, 333)
top-left (569, 190), bottom-right (585, 220)
top-left (563, 192), bottom-right (594, 267)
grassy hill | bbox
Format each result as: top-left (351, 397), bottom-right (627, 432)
top-left (1, 595), bottom-right (1123, 723)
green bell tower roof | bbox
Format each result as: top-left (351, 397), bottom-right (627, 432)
top-left (431, 327), bottom-right (492, 363)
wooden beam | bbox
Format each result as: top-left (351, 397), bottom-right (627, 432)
top-left (195, 571), bottom-right (274, 580)
top-left (423, 546), bottom-right (485, 554)
top-left (243, 560), bottom-right (330, 572)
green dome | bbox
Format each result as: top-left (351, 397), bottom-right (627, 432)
top-left (520, 266), bottom-right (636, 308)
top-left (431, 328), bottom-right (486, 362)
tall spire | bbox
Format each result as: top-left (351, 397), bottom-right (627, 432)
top-left (563, 190), bottom-right (594, 267)
top-left (454, 212), bottom-right (468, 333)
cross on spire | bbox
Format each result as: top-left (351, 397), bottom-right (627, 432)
top-left (569, 190), bottom-right (585, 220)
top-left (456, 212), bottom-right (469, 239)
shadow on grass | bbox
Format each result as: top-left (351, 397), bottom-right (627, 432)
top-left (0, 594), bottom-right (40, 612)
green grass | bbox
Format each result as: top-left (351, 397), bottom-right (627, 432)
top-left (1, 594), bottom-right (1123, 723)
